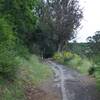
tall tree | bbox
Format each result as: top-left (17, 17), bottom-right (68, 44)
top-left (0, 0), bottom-right (37, 45)
top-left (36, 0), bottom-right (83, 55)
top-left (87, 31), bottom-right (100, 55)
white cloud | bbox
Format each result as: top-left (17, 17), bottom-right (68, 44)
top-left (77, 0), bottom-right (100, 42)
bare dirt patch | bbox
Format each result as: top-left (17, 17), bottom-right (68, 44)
top-left (25, 78), bottom-right (61, 100)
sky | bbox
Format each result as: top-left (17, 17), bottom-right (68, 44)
top-left (76, 0), bottom-right (100, 42)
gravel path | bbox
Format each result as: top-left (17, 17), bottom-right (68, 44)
top-left (48, 61), bottom-right (100, 100)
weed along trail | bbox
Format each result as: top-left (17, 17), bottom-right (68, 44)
top-left (47, 61), bottom-right (100, 100)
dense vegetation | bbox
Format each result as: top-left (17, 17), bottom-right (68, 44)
top-left (0, 55), bottom-right (52, 100)
top-left (0, 0), bottom-right (82, 77)
top-left (53, 51), bottom-right (93, 74)
top-left (1, 0), bottom-right (100, 99)
top-left (86, 31), bottom-right (100, 89)
top-left (53, 31), bottom-right (100, 89)
top-left (33, 0), bottom-right (83, 57)
top-left (0, 0), bottom-right (83, 99)
top-left (0, 0), bottom-right (52, 99)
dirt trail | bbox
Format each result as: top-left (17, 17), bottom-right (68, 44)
top-left (48, 61), bottom-right (68, 100)
top-left (26, 60), bottom-right (100, 100)
top-left (47, 61), bottom-right (100, 100)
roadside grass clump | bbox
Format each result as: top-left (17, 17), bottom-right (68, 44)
top-left (0, 42), bottom-right (19, 80)
top-left (0, 82), bottom-right (26, 100)
top-left (0, 17), bottom-right (53, 100)
top-left (69, 56), bottom-right (92, 74)
top-left (53, 52), bottom-right (64, 63)
top-left (95, 65), bottom-right (100, 89)
top-left (94, 57), bottom-right (100, 90)
top-left (53, 51), bottom-right (93, 74)
top-left (17, 55), bottom-right (53, 85)
top-left (86, 55), bottom-right (100, 90)
top-left (0, 55), bottom-right (53, 100)
top-left (53, 51), bottom-right (74, 64)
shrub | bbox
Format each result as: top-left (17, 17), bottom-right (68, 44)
top-left (53, 52), bottom-right (64, 63)
top-left (69, 54), bottom-right (82, 66)
top-left (0, 42), bottom-right (18, 80)
top-left (63, 51), bottom-right (74, 62)
top-left (53, 51), bottom-right (74, 63)
top-left (0, 18), bottom-right (18, 80)
top-left (53, 51), bottom-right (92, 74)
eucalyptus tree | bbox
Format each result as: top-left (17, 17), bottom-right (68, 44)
top-left (36, 0), bottom-right (83, 55)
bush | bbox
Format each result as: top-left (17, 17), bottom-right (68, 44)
top-left (68, 54), bottom-right (82, 66)
top-left (0, 18), bottom-right (18, 80)
top-left (53, 51), bottom-right (74, 63)
top-left (0, 42), bottom-right (18, 80)
top-left (53, 52), bottom-right (64, 63)
top-left (63, 51), bottom-right (74, 62)
top-left (53, 51), bottom-right (92, 74)
top-left (95, 60), bottom-right (100, 90)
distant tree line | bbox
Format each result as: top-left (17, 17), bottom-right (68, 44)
top-left (87, 31), bottom-right (100, 63)
top-left (67, 31), bottom-right (100, 63)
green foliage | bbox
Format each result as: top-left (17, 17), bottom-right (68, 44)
top-left (68, 54), bottom-right (82, 67)
top-left (0, 1), bottom-right (54, 99)
top-left (0, 0), bottom-right (38, 47)
top-left (0, 55), bottom-right (53, 100)
top-left (63, 51), bottom-right (74, 62)
top-left (86, 31), bottom-right (100, 60)
top-left (53, 52), bottom-right (64, 63)
top-left (0, 17), bottom-right (15, 42)
top-left (0, 18), bottom-right (18, 80)
top-left (0, 0), bottom-right (38, 79)
top-left (53, 51), bottom-right (92, 74)
top-left (17, 55), bottom-right (53, 85)
top-left (0, 42), bottom-right (18, 80)
top-left (87, 31), bottom-right (100, 89)
top-left (53, 51), bottom-right (74, 63)
top-left (1, 83), bottom-right (25, 100)
top-left (67, 43), bottom-right (90, 57)
top-left (34, 0), bottom-right (83, 56)
top-left (94, 58), bottom-right (100, 90)
top-left (70, 58), bottom-right (92, 74)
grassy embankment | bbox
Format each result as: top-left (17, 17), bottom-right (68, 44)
top-left (93, 56), bottom-right (100, 90)
top-left (53, 51), bottom-right (100, 90)
top-left (53, 51), bottom-right (93, 74)
top-left (0, 55), bottom-right (52, 100)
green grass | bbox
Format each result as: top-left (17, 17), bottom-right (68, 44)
top-left (0, 83), bottom-right (26, 100)
top-left (68, 58), bottom-right (92, 74)
top-left (0, 55), bottom-right (53, 100)
top-left (53, 52), bottom-right (93, 74)
top-left (95, 63), bottom-right (100, 90)
top-left (54, 52), bottom-right (100, 90)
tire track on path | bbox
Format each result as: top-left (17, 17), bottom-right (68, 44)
top-left (47, 60), bottom-right (100, 100)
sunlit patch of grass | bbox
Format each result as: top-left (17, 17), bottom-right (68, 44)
top-left (53, 52), bottom-right (93, 74)
top-left (17, 55), bottom-right (53, 85)
top-left (76, 59), bottom-right (92, 74)
top-left (66, 56), bottom-right (92, 74)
